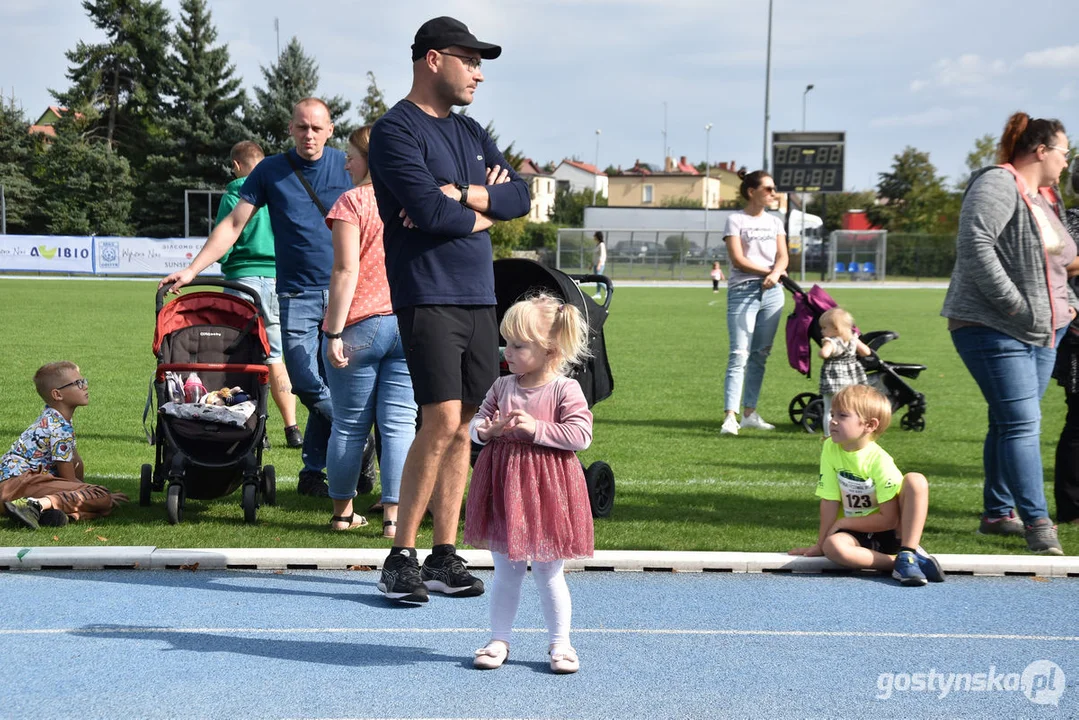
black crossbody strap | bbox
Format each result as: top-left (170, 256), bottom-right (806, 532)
top-left (285, 152), bottom-right (329, 217)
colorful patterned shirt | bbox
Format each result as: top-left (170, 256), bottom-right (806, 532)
top-left (0, 407), bottom-right (76, 482)
top-left (323, 183), bottom-right (393, 328)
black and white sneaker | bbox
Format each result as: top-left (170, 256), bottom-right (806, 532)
top-left (421, 547), bottom-right (485, 597)
top-left (378, 549), bottom-right (429, 603)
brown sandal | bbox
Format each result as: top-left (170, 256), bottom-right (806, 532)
top-left (382, 519), bottom-right (397, 539)
top-left (330, 512), bottom-right (368, 531)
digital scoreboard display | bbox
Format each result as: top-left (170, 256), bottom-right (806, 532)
top-left (772, 132), bottom-right (845, 193)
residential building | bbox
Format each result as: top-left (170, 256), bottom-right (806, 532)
top-left (552, 159), bottom-right (608, 198)
top-left (28, 106), bottom-right (82, 140)
top-left (518, 158), bottom-right (556, 222)
top-left (608, 156), bottom-right (721, 209)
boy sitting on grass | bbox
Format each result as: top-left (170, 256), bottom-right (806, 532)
top-left (788, 384), bottom-right (945, 586)
top-left (0, 361), bottom-right (128, 529)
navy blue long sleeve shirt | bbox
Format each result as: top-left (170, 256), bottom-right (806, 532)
top-left (369, 100), bottom-right (531, 309)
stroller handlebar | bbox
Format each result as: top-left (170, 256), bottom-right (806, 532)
top-left (566, 273), bottom-right (613, 311)
top-left (779, 274), bottom-right (804, 295)
top-left (156, 279), bottom-right (264, 316)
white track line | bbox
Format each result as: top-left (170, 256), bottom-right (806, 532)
top-left (2, 627), bottom-right (1076, 642)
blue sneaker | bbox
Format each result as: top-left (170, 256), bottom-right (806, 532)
top-left (892, 550), bottom-right (927, 586)
top-left (916, 550), bottom-right (945, 583)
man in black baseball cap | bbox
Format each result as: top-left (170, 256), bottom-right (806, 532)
top-left (369, 15), bottom-right (529, 605)
top-left (411, 16), bottom-right (501, 61)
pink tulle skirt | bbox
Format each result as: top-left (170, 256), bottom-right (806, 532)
top-left (464, 438), bottom-right (594, 562)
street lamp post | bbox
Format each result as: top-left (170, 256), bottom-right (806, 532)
top-left (593, 129), bottom-right (601, 206)
top-left (801, 84), bottom-right (814, 281)
top-left (704, 123), bottom-right (713, 231)
top-left (762, 0), bottom-right (773, 171)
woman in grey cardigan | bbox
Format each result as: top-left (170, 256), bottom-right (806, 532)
top-left (941, 112), bottom-right (1074, 555)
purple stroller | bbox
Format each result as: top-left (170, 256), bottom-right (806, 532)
top-left (780, 276), bottom-right (927, 433)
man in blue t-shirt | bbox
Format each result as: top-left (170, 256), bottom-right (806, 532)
top-left (369, 16), bottom-right (530, 604)
top-left (161, 98), bottom-right (352, 497)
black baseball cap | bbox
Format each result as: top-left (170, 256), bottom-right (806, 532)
top-left (411, 16), bottom-right (501, 62)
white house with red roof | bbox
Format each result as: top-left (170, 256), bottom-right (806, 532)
top-left (551, 159), bottom-right (608, 198)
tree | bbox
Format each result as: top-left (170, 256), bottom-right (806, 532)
top-left (489, 215), bottom-right (527, 259)
top-left (0, 98), bottom-right (42, 233)
top-left (244, 37), bottom-right (353, 154)
top-left (805, 190), bottom-right (877, 232)
top-left (33, 116), bottom-right (135, 236)
top-left (136, 0), bottom-right (246, 236)
top-left (661, 195), bottom-right (702, 209)
top-left (550, 187), bottom-right (606, 226)
top-left (359, 71), bottom-right (388, 125)
top-left (956, 134), bottom-right (998, 189)
top-left (867, 147), bottom-right (960, 234)
top-left (54, 0), bottom-right (172, 159)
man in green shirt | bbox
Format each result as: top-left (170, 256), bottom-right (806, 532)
top-left (216, 141), bottom-right (302, 449)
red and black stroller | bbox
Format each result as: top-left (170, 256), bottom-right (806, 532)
top-left (141, 280), bottom-right (276, 524)
top-left (470, 258), bottom-right (617, 517)
top-left (781, 276), bottom-right (927, 433)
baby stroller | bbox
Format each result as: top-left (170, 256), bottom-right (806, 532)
top-left (781, 276), bottom-right (927, 433)
top-left (141, 280), bottom-right (276, 524)
top-left (471, 258), bottom-right (617, 517)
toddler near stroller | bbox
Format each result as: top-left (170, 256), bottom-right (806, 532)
top-left (781, 276), bottom-right (927, 433)
top-left (142, 280), bottom-right (276, 524)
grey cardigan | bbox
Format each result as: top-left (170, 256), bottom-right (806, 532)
top-left (941, 166), bottom-right (1077, 347)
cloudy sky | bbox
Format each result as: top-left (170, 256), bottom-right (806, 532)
top-left (3, 0), bottom-right (1077, 191)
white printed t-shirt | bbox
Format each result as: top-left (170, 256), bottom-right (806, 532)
top-left (723, 211), bottom-right (786, 287)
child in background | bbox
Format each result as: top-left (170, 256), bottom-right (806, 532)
top-left (818, 307), bottom-right (871, 436)
top-left (788, 385), bottom-right (945, 587)
top-left (464, 294), bottom-right (594, 674)
top-left (0, 362), bottom-right (128, 529)
top-left (710, 261), bottom-right (725, 293)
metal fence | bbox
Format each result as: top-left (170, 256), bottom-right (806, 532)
top-left (556, 228), bottom-right (733, 282)
top-left (556, 227), bottom-right (962, 282)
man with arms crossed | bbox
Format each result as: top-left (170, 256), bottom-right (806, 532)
top-left (370, 16), bottom-right (530, 603)
top-left (161, 99), bottom-right (351, 497)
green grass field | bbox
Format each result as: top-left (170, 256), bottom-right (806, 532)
top-left (0, 278), bottom-right (1074, 555)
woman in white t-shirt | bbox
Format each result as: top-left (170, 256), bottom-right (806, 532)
top-left (591, 231), bottom-right (607, 298)
top-left (720, 170), bottom-right (788, 436)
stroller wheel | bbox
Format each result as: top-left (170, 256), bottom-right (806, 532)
top-left (788, 392), bottom-right (820, 426)
top-left (166, 483), bottom-right (184, 525)
top-left (261, 466), bottom-right (277, 506)
top-left (901, 413), bottom-right (926, 432)
top-left (584, 461), bottom-right (615, 518)
top-left (139, 464), bottom-right (153, 507)
top-left (801, 398), bottom-right (826, 434)
top-left (242, 483), bottom-right (258, 525)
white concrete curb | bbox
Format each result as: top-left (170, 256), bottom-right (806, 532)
top-left (1, 547), bottom-right (1077, 577)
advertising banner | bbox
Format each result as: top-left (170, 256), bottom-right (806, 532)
top-left (94, 237), bottom-right (221, 276)
top-left (0, 235), bottom-right (95, 273)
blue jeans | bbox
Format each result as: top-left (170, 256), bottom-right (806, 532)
top-left (279, 289), bottom-right (334, 476)
top-left (724, 280), bottom-right (784, 413)
top-left (951, 325), bottom-right (1065, 524)
top-left (322, 314), bottom-right (417, 503)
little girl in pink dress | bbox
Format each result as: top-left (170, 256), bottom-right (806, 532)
top-left (464, 293), bottom-right (594, 675)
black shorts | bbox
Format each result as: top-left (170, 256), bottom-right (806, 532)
top-left (835, 529), bottom-right (901, 555)
top-left (397, 305), bottom-right (499, 407)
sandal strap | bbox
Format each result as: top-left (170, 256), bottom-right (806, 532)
top-left (383, 519), bottom-right (397, 528)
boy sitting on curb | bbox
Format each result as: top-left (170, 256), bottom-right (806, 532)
top-left (788, 384), bottom-right (945, 587)
top-left (0, 361), bottom-right (128, 529)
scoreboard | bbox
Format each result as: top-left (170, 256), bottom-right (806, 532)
top-left (771, 131), bottom-right (845, 193)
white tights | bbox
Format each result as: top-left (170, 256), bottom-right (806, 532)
top-left (489, 552), bottom-right (571, 647)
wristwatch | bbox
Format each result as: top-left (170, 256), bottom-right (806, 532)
top-left (455, 182), bottom-right (469, 205)
top-left (324, 330), bottom-right (343, 340)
